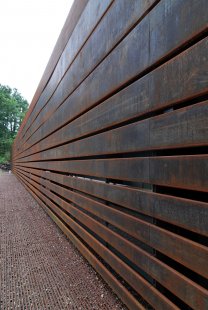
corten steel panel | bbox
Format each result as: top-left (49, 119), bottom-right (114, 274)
top-left (16, 169), bottom-right (208, 277)
top-left (14, 0), bottom-right (208, 157)
top-left (15, 171), bottom-right (208, 310)
top-left (15, 38), bottom-right (208, 159)
top-left (14, 0), bottom-right (158, 158)
top-left (13, 0), bottom-right (208, 309)
top-left (14, 156), bottom-right (208, 192)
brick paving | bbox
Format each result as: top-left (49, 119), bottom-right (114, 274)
top-left (0, 173), bottom-right (126, 310)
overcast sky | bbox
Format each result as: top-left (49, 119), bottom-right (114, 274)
top-left (0, 0), bottom-right (73, 103)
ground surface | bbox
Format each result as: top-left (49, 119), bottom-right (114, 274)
top-left (0, 173), bottom-right (126, 310)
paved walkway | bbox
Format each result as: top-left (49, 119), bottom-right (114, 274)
top-left (0, 173), bottom-right (125, 310)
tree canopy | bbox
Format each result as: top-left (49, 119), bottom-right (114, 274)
top-left (0, 84), bottom-right (28, 163)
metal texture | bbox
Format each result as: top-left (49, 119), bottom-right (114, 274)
top-left (12, 0), bottom-right (208, 309)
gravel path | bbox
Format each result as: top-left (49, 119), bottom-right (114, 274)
top-left (0, 173), bottom-right (126, 310)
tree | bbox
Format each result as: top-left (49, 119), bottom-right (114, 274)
top-left (0, 84), bottom-right (28, 163)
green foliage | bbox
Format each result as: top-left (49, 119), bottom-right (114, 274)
top-left (0, 84), bottom-right (28, 163)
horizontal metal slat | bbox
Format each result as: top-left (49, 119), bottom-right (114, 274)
top-left (14, 166), bottom-right (208, 237)
top-left (16, 169), bottom-right (208, 279)
top-left (14, 155), bottom-right (208, 192)
top-left (16, 100), bottom-right (208, 162)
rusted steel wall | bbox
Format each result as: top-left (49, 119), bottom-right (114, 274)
top-left (12, 1), bottom-right (208, 309)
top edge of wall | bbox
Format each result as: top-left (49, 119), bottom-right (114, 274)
top-left (16, 0), bottom-right (89, 139)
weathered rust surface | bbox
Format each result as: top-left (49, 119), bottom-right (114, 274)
top-left (12, 167), bottom-right (208, 236)
top-left (14, 37), bottom-right (208, 159)
top-left (12, 0), bottom-right (208, 309)
top-left (14, 0), bottom-right (208, 157)
top-left (16, 99), bottom-right (208, 162)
